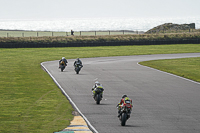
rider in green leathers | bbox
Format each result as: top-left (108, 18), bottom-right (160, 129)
top-left (92, 81), bottom-right (104, 98)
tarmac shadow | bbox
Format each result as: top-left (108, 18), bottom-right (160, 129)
top-left (74, 73), bottom-right (87, 75)
top-left (125, 124), bottom-right (141, 127)
top-left (97, 103), bottom-right (112, 105)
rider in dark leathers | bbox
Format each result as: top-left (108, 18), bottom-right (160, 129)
top-left (59, 57), bottom-right (68, 68)
top-left (74, 58), bottom-right (83, 68)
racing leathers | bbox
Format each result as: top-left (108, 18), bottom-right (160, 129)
top-left (117, 96), bottom-right (133, 117)
top-left (92, 83), bottom-right (104, 99)
top-left (59, 57), bottom-right (68, 68)
top-left (74, 58), bottom-right (83, 68)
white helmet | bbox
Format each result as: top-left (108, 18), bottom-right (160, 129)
top-left (95, 81), bottom-right (99, 84)
top-left (62, 57), bottom-right (65, 60)
top-left (95, 81), bottom-right (100, 86)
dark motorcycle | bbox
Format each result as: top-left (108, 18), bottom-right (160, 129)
top-left (93, 87), bottom-right (103, 104)
top-left (118, 101), bottom-right (132, 126)
top-left (74, 63), bottom-right (82, 74)
top-left (59, 61), bottom-right (66, 72)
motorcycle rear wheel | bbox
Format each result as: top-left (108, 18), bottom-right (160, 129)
top-left (76, 70), bottom-right (79, 74)
top-left (96, 94), bottom-right (101, 104)
top-left (121, 113), bottom-right (127, 126)
top-left (61, 66), bottom-right (65, 72)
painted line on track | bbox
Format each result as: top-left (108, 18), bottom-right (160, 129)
top-left (41, 62), bottom-right (97, 133)
top-left (137, 62), bottom-right (200, 85)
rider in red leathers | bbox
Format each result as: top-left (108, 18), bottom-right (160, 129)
top-left (117, 95), bottom-right (133, 117)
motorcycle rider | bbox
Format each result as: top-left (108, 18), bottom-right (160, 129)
top-left (92, 81), bottom-right (104, 98)
top-left (59, 57), bottom-right (68, 68)
top-left (74, 58), bottom-right (83, 68)
top-left (117, 95), bottom-right (133, 117)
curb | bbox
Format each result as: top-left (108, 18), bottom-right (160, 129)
top-left (54, 116), bottom-right (93, 133)
top-left (64, 116), bottom-right (93, 133)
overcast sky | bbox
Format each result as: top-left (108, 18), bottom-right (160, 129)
top-left (1, 0), bottom-right (200, 19)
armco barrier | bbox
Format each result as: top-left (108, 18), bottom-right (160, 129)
top-left (0, 39), bottom-right (199, 48)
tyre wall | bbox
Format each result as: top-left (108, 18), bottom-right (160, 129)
top-left (0, 39), bottom-right (199, 48)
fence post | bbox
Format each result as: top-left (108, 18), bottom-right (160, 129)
top-left (22, 33), bottom-right (24, 37)
top-left (95, 31), bottom-right (96, 36)
top-left (7, 33), bottom-right (9, 37)
top-left (80, 31), bottom-right (81, 36)
top-left (66, 32), bottom-right (68, 36)
top-left (123, 30), bottom-right (124, 35)
top-left (37, 32), bottom-right (38, 37)
top-left (109, 31), bottom-right (110, 35)
top-left (52, 32), bottom-right (53, 36)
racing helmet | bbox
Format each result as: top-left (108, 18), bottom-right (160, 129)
top-left (122, 95), bottom-right (127, 98)
top-left (95, 81), bottom-right (100, 86)
top-left (62, 57), bottom-right (65, 60)
top-left (95, 81), bottom-right (99, 84)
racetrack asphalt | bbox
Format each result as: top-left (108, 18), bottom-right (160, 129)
top-left (42, 53), bottom-right (200, 133)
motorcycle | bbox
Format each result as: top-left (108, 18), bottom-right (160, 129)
top-left (117, 100), bottom-right (132, 126)
top-left (74, 63), bottom-right (82, 74)
top-left (93, 87), bottom-right (103, 104)
top-left (59, 61), bottom-right (66, 72)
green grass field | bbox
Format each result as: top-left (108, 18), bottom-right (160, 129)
top-left (139, 57), bottom-right (200, 83)
top-left (0, 44), bottom-right (200, 132)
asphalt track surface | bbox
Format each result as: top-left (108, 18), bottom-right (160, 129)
top-left (42, 53), bottom-right (200, 133)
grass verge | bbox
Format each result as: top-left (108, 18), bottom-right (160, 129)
top-left (139, 57), bottom-right (200, 83)
top-left (0, 44), bottom-right (200, 132)
top-left (0, 32), bottom-right (200, 43)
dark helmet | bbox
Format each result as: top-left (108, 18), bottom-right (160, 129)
top-left (122, 95), bottom-right (127, 98)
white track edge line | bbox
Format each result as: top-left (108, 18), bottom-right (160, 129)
top-left (41, 62), bottom-right (98, 133)
top-left (137, 62), bottom-right (200, 85)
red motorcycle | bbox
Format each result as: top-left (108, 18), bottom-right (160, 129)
top-left (117, 100), bottom-right (132, 126)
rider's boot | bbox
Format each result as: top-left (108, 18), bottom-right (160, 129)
top-left (100, 93), bottom-right (103, 98)
top-left (118, 110), bottom-right (121, 117)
